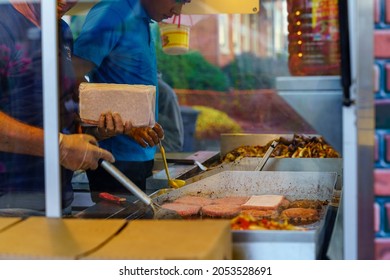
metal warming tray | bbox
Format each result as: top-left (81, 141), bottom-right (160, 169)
top-left (188, 157), bottom-right (343, 189)
top-left (153, 170), bottom-right (337, 260)
top-left (186, 133), bottom-right (343, 189)
top-left (219, 133), bottom-right (338, 156)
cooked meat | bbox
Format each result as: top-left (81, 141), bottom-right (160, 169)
top-left (279, 198), bottom-right (291, 210)
top-left (222, 134), bottom-right (340, 162)
top-left (211, 196), bottom-right (249, 206)
top-left (201, 204), bottom-right (241, 219)
top-left (288, 199), bottom-right (326, 209)
top-left (240, 209), bottom-right (279, 220)
top-left (279, 208), bottom-right (319, 225)
top-left (160, 203), bottom-right (201, 218)
top-left (174, 195), bottom-right (214, 207)
top-left (241, 195), bottom-right (285, 210)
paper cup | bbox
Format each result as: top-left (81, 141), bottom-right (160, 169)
top-left (160, 23), bottom-right (190, 55)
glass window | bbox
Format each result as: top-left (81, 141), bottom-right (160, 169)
top-left (0, 0), bottom-right (76, 217)
top-left (0, 0), bottom-right (342, 219)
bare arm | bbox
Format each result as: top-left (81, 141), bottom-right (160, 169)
top-left (0, 111), bottom-right (114, 170)
top-left (0, 111), bottom-right (44, 156)
top-left (72, 55), bottom-right (96, 90)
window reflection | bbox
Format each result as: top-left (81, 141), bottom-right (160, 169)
top-left (0, 1), bottom-right (79, 216)
top-left (0, 1), bottom-right (327, 219)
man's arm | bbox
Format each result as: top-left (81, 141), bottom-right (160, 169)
top-left (72, 55), bottom-right (96, 92)
top-left (0, 111), bottom-right (44, 156)
top-left (0, 111), bottom-right (115, 171)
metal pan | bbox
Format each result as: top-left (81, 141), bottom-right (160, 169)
top-left (154, 171), bottom-right (337, 204)
top-left (150, 170), bottom-right (338, 260)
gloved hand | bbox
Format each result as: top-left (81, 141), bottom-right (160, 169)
top-left (124, 122), bottom-right (165, 148)
top-left (59, 133), bottom-right (115, 171)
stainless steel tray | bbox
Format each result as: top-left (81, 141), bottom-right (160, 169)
top-left (155, 171), bottom-right (336, 202)
top-left (185, 133), bottom-right (343, 190)
top-left (220, 133), bottom-right (341, 156)
top-left (220, 133), bottom-right (297, 157)
top-left (187, 157), bottom-right (343, 190)
top-left (153, 170), bottom-right (337, 260)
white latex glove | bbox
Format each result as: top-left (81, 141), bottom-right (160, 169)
top-left (59, 133), bottom-right (115, 171)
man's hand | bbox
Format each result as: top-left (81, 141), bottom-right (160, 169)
top-left (124, 122), bottom-right (164, 148)
top-left (96, 112), bottom-right (124, 139)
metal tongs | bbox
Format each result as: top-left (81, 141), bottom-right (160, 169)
top-left (254, 140), bottom-right (278, 171)
top-left (100, 160), bottom-right (182, 219)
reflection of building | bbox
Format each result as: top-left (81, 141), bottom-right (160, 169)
top-left (189, 0), bottom-right (287, 67)
top-left (373, 0), bottom-right (390, 259)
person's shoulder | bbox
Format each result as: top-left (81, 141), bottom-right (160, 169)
top-left (0, 4), bottom-right (14, 16)
top-left (0, 6), bottom-right (34, 43)
top-left (90, 0), bottom-right (133, 19)
top-left (81, 0), bottom-right (130, 31)
top-left (0, 5), bottom-right (23, 27)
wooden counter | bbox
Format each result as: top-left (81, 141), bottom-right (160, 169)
top-left (0, 217), bottom-right (232, 260)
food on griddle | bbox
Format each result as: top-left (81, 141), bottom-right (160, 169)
top-left (231, 214), bottom-right (302, 231)
top-left (240, 209), bottom-right (279, 220)
top-left (165, 194), bottom-right (326, 227)
top-left (160, 203), bottom-right (201, 218)
top-left (288, 199), bottom-right (327, 210)
top-left (201, 204), bottom-right (242, 219)
top-left (279, 208), bottom-right (320, 225)
top-left (279, 198), bottom-right (291, 210)
top-left (211, 196), bottom-right (249, 205)
top-left (174, 195), bottom-right (214, 207)
top-left (222, 134), bottom-right (340, 162)
top-left (241, 195), bottom-right (285, 210)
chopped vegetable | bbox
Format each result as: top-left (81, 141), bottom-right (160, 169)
top-left (231, 214), bottom-right (304, 231)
